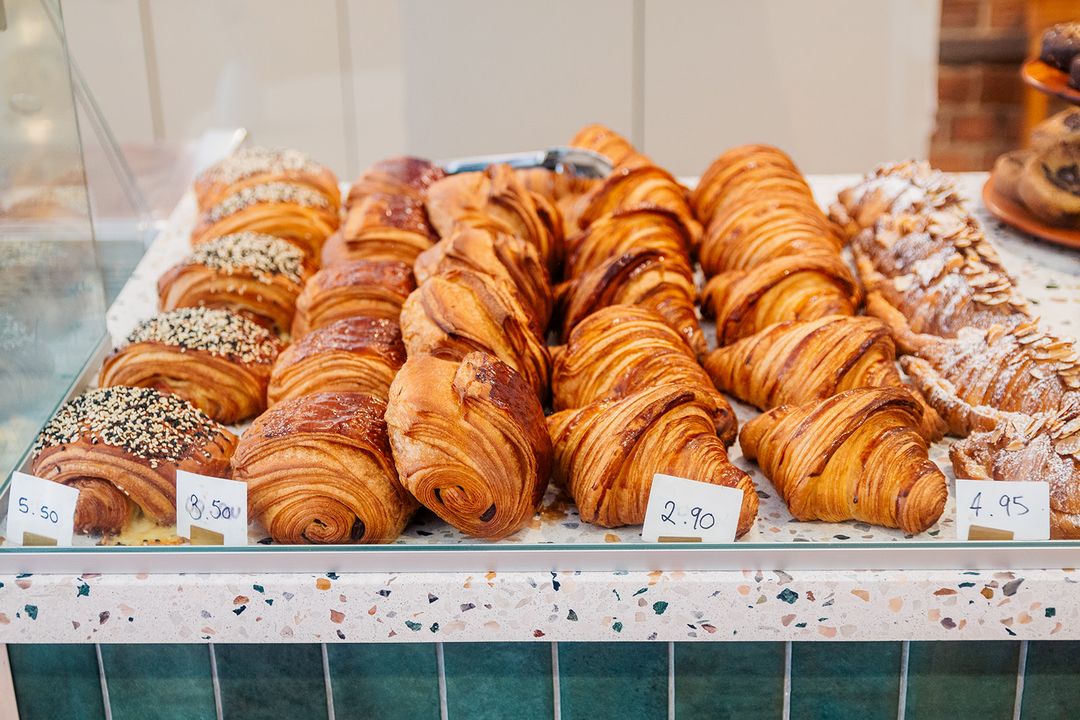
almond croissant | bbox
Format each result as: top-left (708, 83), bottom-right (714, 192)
top-left (739, 387), bottom-right (948, 534)
top-left (385, 352), bottom-right (552, 539)
top-left (552, 305), bottom-right (737, 443)
top-left (547, 385), bottom-right (758, 533)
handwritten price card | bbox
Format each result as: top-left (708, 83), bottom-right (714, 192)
top-left (955, 479), bottom-right (1050, 541)
top-left (6, 471), bottom-right (78, 547)
top-left (176, 470), bottom-right (248, 546)
top-left (641, 474), bottom-right (743, 543)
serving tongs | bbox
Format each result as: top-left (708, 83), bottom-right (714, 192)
top-left (441, 146), bottom-right (613, 178)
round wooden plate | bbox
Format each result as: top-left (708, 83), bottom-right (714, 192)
top-left (1021, 58), bottom-right (1080, 105)
top-left (982, 173), bottom-right (1080, 250)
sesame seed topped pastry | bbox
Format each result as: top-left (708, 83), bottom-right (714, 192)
top-left (194, 147), bottom-right (340, 212)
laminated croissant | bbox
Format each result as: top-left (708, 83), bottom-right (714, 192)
top-left (703, 315), bottom-right (945, 440)
top-left (568, 123), bottom-right (652, 170)
top-left (157, 233), bottom-right (314, 336)
top-left (702, 253), bottom-right (861, 346)
top-left (552, 305), bottom-right (737, 443)
top-left (31, 386), bottom-right (237, 535)
top-left (191, 182), bottom-right (340, 260)
top-left (385, 352), bottom-right (552, 539)
top-left (575, 165), bottom-right (701, 249)
top-left (194, 147), bottom-right (340, 212)
top-left (100, 308), bottom-right (281, 424)
top-left (268, 317), bottom-right (406, 406)
top-left (691, 144), bottom-right (811, 226)
top-left (829, 160), bottom-right (965, 238)
top-left (291, 259), bottom-right (416, 337)
top-left (547, 385), bottom-right (758, 533)
top-left (414, 225), bottom-right (553, 329)
top-left (322, 192), bottom-right (437, 268)
top-left (563, 207), bottom-right (692, 279)
top-left (345, 156), bottom-right (446, 207)
top-left (555, 247), bottom-right (706, 358)
top-left (516, 167), bottom-right (600, 239)
top-left (233, 391), bottom-right (417, 544)
top-left (740, 387), bottom-right (948, 534)
top-left (399, 269), bottom-right (551, 397)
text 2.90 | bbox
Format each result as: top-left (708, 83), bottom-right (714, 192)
top-left (660, 501), bottom-right (716, 530)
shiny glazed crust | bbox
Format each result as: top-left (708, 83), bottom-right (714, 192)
top-left (292, 259), bottom-right (416, 337)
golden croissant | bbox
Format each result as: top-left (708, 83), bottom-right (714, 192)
top-left (702, 253), bottom-right (861, 346)
top-left (232, 391), bottom-right (417, 544)
top-left (575, 165), bottom-right (701, 249)
top-left (346, 156), bottom-right (446, 208)
top-left (516, 167), bottom-right (600, 239)
top-left (268, 317), bottom-right (406, 406)
top-left (552, 305), bottom-right (737, 443)
top-left (569, 123), bottom-right (652, 170)
top-left (703, 315), bottom-right (945, 440)
top-left (191, 182), bottom-right (340, 260)
top-left (563, 207), bottom-right (692, 279)
top-left (31, 387), bottom-right (237, 535)
top-left (399, 269), bottom-right (551, 397)
top-left (323, 192), bottom-right (437, 268)
top-left (691, 144), bottom-right (811, 226)
top-left (555, 248), bottom-right (705, 358)
top-left (547, 385), bottom-right (758, 533)
top-left (157, 233), bottom-right (314, 336)
top-left (385, 352), bottom-right (552, 539)
top-left (292, 259), bottom-right (416, 337)
top-left (739, 387), bottom-right (947, 534)
top-left (99, 307), bottom-right (281, 424)
top-left (194, 146), bottom-right (340, 212)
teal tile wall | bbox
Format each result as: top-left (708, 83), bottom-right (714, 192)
top-left (329, 643), bottom-right (440, 720)
top-left (675, 641), bottom-right (785, 719)
top-left (1021, 641), bottom-right (1080, 718)
top-left (790, 641), bottom-right (903, 720)
top-left (558, 642), bottom-right (668, 720)
top-left (100, 644), bottom-right (216, 720)
top-left (444, 642), bottom-right (554, 720)
top-left (8, 644), bottom-right (106, 720)
top-left (906, 641), bottom-right (1020, 720)
top-left (214, 643), bottom-right (327, 720)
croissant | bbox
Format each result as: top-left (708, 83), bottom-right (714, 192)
top-left (547, 385), bottom-right (758, 532)
top-left (399, 269), bottom-right (551, 397)
top-left (739, 387), bottom-right (947, 534)
top-left (555, 248), bottom-right (705, 357)
top-left (157, 233), bottom-right (314, 336)
top-left (99, 308), bottom-right (281, 424)
top-left (563, 207), bottom-right (692, 279)
top-left (194, 147), bottom-right (340, 212)
top-left (702, 253), bottom-right (861, 346)
top-left (191, 182), bottom-right (340, 260)
top-left (516, 168), bottom-right (600, 239)
top-left (232, 392), bottom-right (416, 544)
top-left (568, 123), bottom-right (652, 170)
top-left (575, 166), bottom-right (701, 249)
top-left (268, 317), bottom-right (405, 405)
top-left (691, 144), bottom-right (809, 225)
top-left (829, 160), bottom-right (965, 239)
top-left (552, 305), bottom-right (737, 443)
top-left (323, 192), bottom-right (437, 267)
top-left (31, 386), bottom-right (237, 535)
top-left (425, 164), bottom-right (562, 273)
top-left (385, 352), bottom-right (552, 539)
top-left (291, 259), bottom-right (415, 337)
top-left (851, 210), bottom-right (1031, 337)
top-left (345, 156), bottom-right (446, 208)
top-left (414, 225), bottom-right (553, 329)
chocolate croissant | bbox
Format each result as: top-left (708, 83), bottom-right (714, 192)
top-left (399, 269), bottom-right (551, 398)
top-left (547, 385), bottom-right (758, 533)
top-left (157, 233), bottom-right (314, 336)
top-left (268, 317), bottom-right (406, 406)
top-left (31, 386), bottom-right (237, 535)
top-left (232, 391), bottom-right (416, 544)
top-left (555, 248), bottom-right (705, 357)
top-left (194, 147), bottom-right (340, 212)
top-left (691, 144), bottom-right (810, 225)
top-left (702, 253), bottom-right (861, 346)
top-left (385, 352), bottom-right (552, 539)
top-left (739, 387), bottom-right (947, 534)
top-left (191, 182), bottom-right (340, 260)
top-left (291, 259), bottom-right (415, 337)
top-left (552, 305), bottom-right (737, 443)
top-left (568, 123), bottom-right (652, 170)
top-left (323, 192), bottom-right (437, 268)
top-left (563, 207), bottom-right (692, 279)
top-left (575, 165), bottom-right (701, 249)
top-left (345, 156), bottom-right (446, 208)
top-left (100, 307), bottom-right (281, 424)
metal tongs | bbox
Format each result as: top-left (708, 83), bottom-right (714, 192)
top-left (441, 146), bottom-right (613, 178)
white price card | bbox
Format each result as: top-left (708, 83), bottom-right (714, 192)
top-left (641, 473), bottom-right (743, 543)
top-left (955, 479), bottom-right (1050, 541)
top-left (6, 471), bottom-right (78, 547)
top-left (176, 470), bottom-right (248, 546)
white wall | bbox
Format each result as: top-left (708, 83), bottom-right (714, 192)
top-left (59, 0), bottom-right (940, 179)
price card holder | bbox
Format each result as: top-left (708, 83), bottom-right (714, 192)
top-left (176, 470), bottom-right (248, 546)
top-left (641, 473), bottom-right (743, 543)
top-left (5, 472), bottom-right (78, 547)
top-left (955, 479), bottom-right (1050, 541)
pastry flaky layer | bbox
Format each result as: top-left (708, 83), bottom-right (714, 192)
top-left (194, 146), bottom-right (341, 212)
top-left (32, 386), bottom-right (237, 535)
top-left (291, 259), bottom-right (416, 337)
top-left (385, 352), bottom-right (553, 540)
top-left (740, 387), bottom-right (947, 534)
top-left (563, 207), bottom-right (692, 280)
top-left (691, 144), bottom-right (810, 227)
top-left (552, 305), bottom-right (737, 444)
top-left (232, 391), bottom-right (417, 544)
top-left (324, 192), bottom-right (437, 268)
top-left (547, 384), bottom-right (757, 533)
top-left (345, 156), bottom-right (446, 208)
top-left (569, 123), bottom-right (652, 171)
top-left (268, 316), bottom-right (406, 406)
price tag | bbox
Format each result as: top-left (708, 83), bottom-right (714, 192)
top-left (6, 471), bottom-right (78, 547)
top-left (641, 474), bottom-right (743, 543)
top-left (955, 479), bottom-right (1050, 541)
top-left (176, 470), bottom-right (248, 546)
